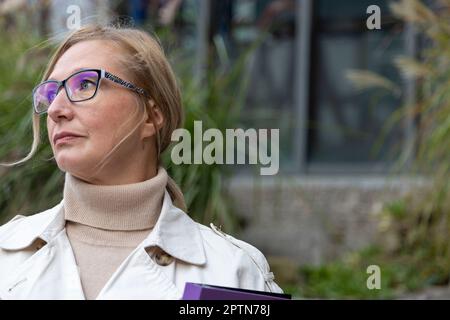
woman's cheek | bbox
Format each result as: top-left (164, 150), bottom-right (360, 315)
top-left (89, 133), bottom-right (113, 157)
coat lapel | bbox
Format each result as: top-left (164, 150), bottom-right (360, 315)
top-left (94, 191), bottom-right (205, 300)
top-left (0, 229), bottom-right (85, 300)
top-left (96, 247), bottom-right (182, 300)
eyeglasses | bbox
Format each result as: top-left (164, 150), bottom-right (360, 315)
top-left (32, 68), bottom-right (148, 114)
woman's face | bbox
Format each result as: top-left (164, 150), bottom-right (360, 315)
top-left (46, 40), bottom-right (157, 184)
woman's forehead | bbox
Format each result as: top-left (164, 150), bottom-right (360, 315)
top-left (50, 40), bottom-right (121, 80)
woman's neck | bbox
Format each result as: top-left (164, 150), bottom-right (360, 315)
top-left (63, 166), bottom-right (168, 231)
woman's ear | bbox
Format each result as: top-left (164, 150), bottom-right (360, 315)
top-left (141, 100), bottom-right (164, 139)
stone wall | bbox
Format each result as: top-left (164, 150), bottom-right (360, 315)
top-left (226, 174), bottom-right (429, 266)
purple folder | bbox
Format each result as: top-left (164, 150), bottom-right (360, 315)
top-left (182, 282), bottom-right (291, 300)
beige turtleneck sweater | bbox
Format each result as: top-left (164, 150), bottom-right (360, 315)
top-left (63, 167), bottom-right (168, 300)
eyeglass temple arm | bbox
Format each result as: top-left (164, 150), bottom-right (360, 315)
top-left (104, 71), bottom-right (149, 97)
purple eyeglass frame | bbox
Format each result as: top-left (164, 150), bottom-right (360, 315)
top-left (32, 68), bottom-right (149, 114)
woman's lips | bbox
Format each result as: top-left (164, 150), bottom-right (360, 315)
top-left (54, 135), bottom-right (81, 146)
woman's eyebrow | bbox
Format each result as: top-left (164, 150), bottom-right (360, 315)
top-left (47, 67), bottom-right (89, 81)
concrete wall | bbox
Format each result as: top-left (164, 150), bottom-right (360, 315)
top-left (226, 174), bottom-right (428, 266)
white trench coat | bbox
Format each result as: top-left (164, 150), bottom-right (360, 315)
top-left (0, 190), bottom-right (283, 299)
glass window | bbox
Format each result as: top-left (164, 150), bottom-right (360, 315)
top-left (308, 0), bottom-right (405, 165)
top-left (209, 0), bottom-right (298, 170)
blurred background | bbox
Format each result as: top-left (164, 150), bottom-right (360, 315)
top-left (0, 0), bottom-right (449, 299)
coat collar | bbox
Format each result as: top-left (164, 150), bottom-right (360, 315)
top-left (0, 191), bottom-right (206, 266)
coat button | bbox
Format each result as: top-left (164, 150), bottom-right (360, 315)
top-left (151, 247), bottom-right (174, 266)
top-left (35, 239), bottom-right (46, 251)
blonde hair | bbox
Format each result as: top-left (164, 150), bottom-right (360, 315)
top-left (3, 24), bottom-right (186, 211)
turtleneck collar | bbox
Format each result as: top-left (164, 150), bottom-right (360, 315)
top-left (63, 167), bottom-right (168, 231)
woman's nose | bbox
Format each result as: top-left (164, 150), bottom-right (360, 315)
top-left (47, 87), bottom-right (75, 122)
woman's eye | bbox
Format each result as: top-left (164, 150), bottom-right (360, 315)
top-left (80, 80), bottom-right (95, 90)
top-left (48, 93), bottom-right (56, 103)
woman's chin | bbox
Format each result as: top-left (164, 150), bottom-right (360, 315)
top-left (55, 153), bottom-right (92, 175)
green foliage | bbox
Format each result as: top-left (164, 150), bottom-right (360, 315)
top-left (163, 40), bottom-right (254, 232)
top-left (296, 246), bottom-right (443, 299)
top-left (0, 28), bottom-right (63, 225)
top-left (377, 0), bottom-right (450, 287)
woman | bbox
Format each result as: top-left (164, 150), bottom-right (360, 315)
top-left (0, 25), bottom-right (282, 300)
